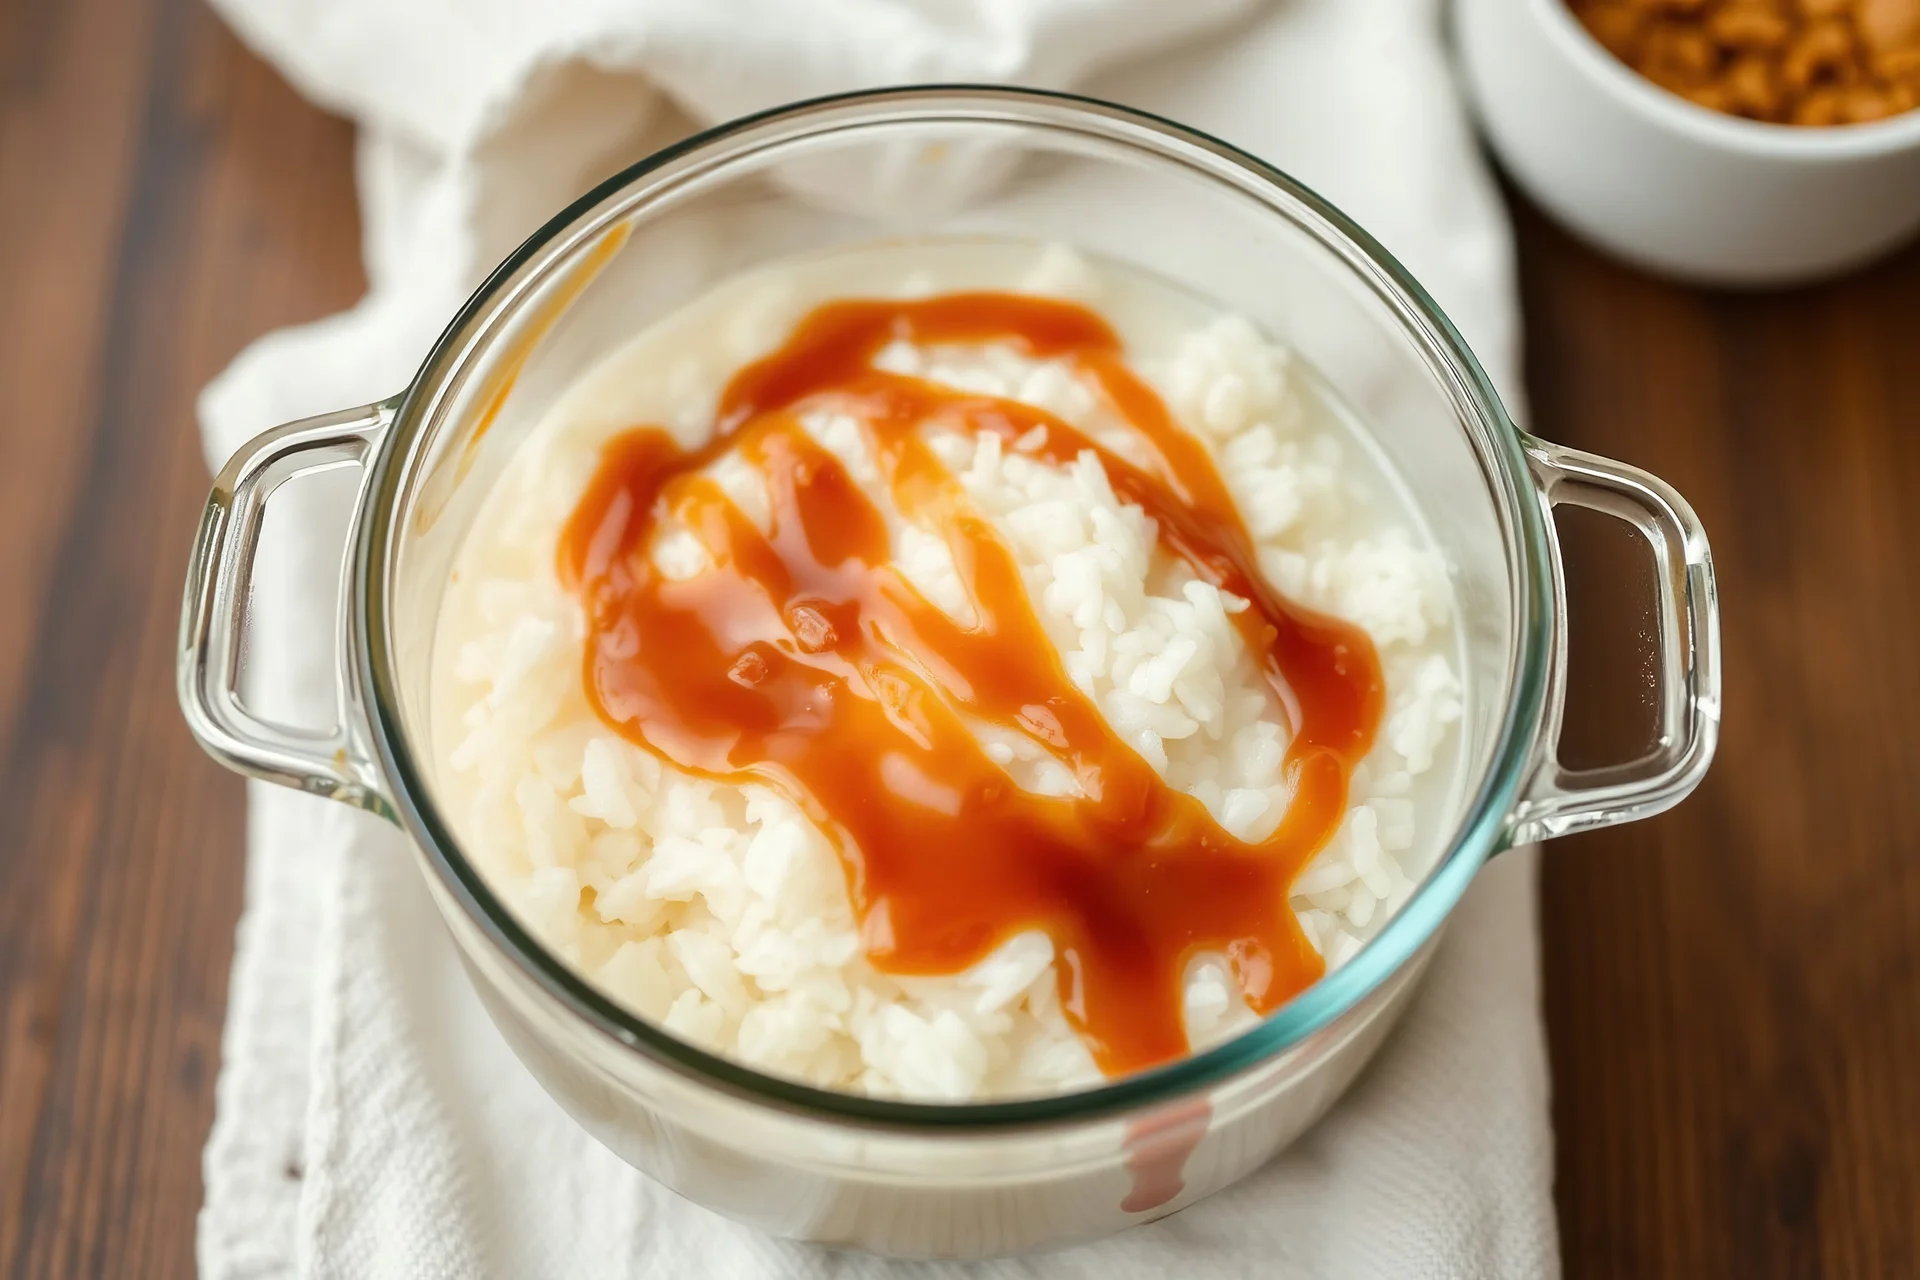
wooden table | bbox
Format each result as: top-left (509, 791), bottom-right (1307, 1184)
top-left (0, 4), bottom-right (1915, 1276)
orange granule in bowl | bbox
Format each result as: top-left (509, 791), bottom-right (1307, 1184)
top-left (1569, 0), bottom-right (1920, 124)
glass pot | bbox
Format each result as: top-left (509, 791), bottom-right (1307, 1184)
top-left (178, 88), bottom-right (1719, 1258)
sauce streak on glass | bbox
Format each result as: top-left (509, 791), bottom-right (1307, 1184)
top-left (560, 292), bottom-right (1383, 1075)
top-left (1121, 1099), bottom-right (1212, 1213)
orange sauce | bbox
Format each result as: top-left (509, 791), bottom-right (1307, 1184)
top-left (560, 292), bottom-right (1384, 1076)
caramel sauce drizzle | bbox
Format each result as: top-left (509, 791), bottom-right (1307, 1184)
top-left (560, 292), bottom-right (1383, 1075)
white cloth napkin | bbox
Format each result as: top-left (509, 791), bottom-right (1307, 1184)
top-left (195, 1), bottom-right (1556, 1276)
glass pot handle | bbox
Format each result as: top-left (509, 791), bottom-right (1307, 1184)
top-left (1507, 437), bottom-right (1721, 845)
top-left (177, 401), bottom-right (396, 818)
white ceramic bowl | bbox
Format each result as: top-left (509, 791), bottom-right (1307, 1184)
top-left (1453, 0), bottom-right (1920, 285)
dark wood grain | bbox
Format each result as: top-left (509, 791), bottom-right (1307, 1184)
top-left (0, 0), bottom-right (363, 1276)
top-left (1519, 202), bottom-right (1920, 1279)
top-left (1, 0), bottom-right (1917, 1274)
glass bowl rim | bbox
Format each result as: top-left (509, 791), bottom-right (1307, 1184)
top-left (354, 84), bottom-right (1555, 1130)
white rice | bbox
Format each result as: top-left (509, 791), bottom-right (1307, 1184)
top-left (432, 243), bottom-right (1464, 1100)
